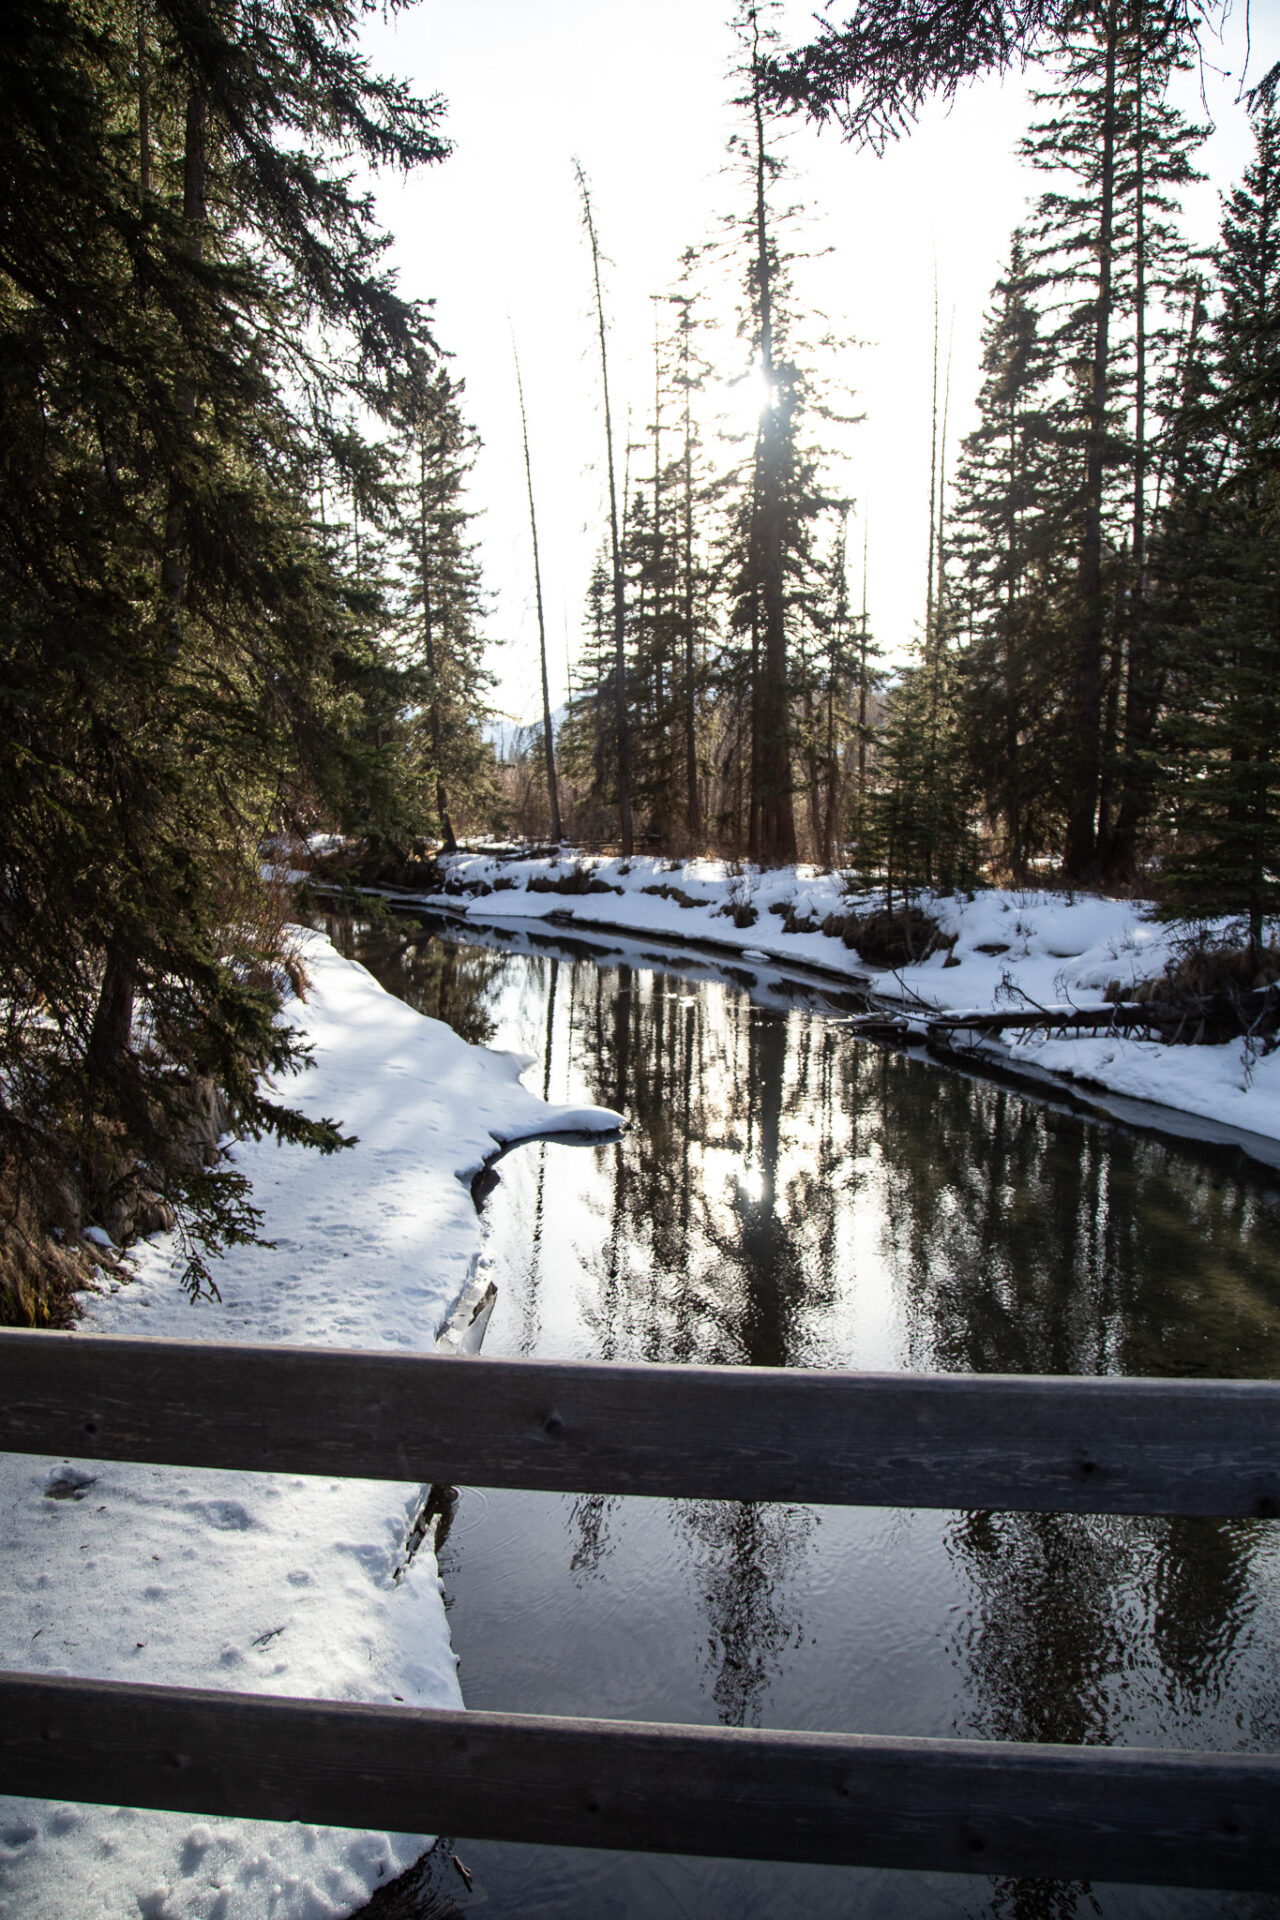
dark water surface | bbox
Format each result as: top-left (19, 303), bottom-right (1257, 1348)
top-left (324, 912), bottom-right (1280, 1920)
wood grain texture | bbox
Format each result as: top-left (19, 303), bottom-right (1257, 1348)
top-left (2, 1672), bottom-right (1277, 1890)
top-left (3, 1329), bottom-right (1278, 1515)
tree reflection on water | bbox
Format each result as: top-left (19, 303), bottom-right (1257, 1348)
top-left (335, 912), bottom-right (1280, 1917)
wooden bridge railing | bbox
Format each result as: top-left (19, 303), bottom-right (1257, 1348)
top-left (2, 1328), bottom-right (1278, 1892)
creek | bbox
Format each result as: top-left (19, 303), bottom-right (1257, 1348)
top-left (321, 909), bottom-right (1280, 1920)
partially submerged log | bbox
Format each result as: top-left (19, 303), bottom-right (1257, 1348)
top-left (847, 998), bottom-right (1277, 1049)
top-left (933, 1004), bottom-right (1165, 1038)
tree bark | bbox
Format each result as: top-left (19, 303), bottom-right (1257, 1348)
top-left (513, 343), bottom-right (562, 841)
top-left (419, 440), bottom-right (456, 854)
top-left (681, 324), bottom-right (701, 842)
top-left (748, 27), bottom-right (797, 866)
top-left (576, 164), bottom-right (634, 857)
top-left (1108, 20), bottom-right (1151, 882)
top-left (1064, 2), bottom-right (1118, 883)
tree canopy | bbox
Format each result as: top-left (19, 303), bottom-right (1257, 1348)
top-left (760, 0), bottom-right (1216, 149)
top-left (0, 0), bottom-right (452, 1316)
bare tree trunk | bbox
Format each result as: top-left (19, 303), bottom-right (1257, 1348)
top-left (679, 302), bottom-right (701, 842)
top-left (821, 667), bottom-right (838, 870)
top-left (576, 162), bottom-right (634, 856)
top-left (648, 304), bottom-right (671, 844)
top-left (857, 518), bottom-right (870, 828)
top-left (748, 21), bottom-right (797, 865)
top-left (922, 318), bottom-right (952, 886)
top-left (513, 340), bottom-right (562, 840)
top-left (1110, 16), bottom-right (1151, 881)
top-left (1249, 580), bottom-right (1280, 965)
top-left (419, 442), bottom-right (456, 853)
top-left (1065, 0), bottom-right (1118, 882)
top-left (926, 271), bottom-right (939, 649)
top-left (1001, 361), bottom-right (1027, 879)
top-left (820, 511), bottom-right (849, 871)
top-left (748, 577), bottom-right (762, 864)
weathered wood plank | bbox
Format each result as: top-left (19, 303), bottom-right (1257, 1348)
top-left (3, 1330), bottom-right (1278, 1515)
top-left (2, 1672), bottom-right (1276, 1890)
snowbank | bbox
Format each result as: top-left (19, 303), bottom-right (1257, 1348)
top-left (0, 929), bottom-right (620, 1919)
top-left (398, 854), bottom-right (1280, 1152)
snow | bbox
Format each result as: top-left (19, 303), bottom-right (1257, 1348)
top-left (8, 876), bottom-right (1276, 1912)
top-left (0, 929), bottom-right (620, 1919)
top-left (398, 854), bottom-right (1280, 1156)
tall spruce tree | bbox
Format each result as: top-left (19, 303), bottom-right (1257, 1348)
top-left (0, 0), bottom-right (447, 1312)
top-left (868, 635), bottom-right (976, 902)
top-left (560, 550), bottom-right (618, 836)
top-left (392, 361), bottom-right (494, 853)
top-left (1019, 1), bottom-right (1205, 880)
top-left (730, 0), bottom-right (800, 862)
top-left (796, 510), bottom-right (880, 869)
top-left (1160, 109), bottom-right (1280, 960)
top-left (720, 0), bottom-right (842, 864)
top-left (951, 232), bottom-right (1067, 876)
top-left (870, 328), bottom-right (975, 899)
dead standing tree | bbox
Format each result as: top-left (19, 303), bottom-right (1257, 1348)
top-left (512, 337), bottom-right (563, 841)
top-left (575, 161), bottom-right (635, 857)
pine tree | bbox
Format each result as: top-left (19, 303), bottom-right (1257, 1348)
top-left (868, 635), bottom-right (977, 904)
top-left (761, 1), bottom-right (1213, 151)
top-left (951, 232), bottom-right (1067, 876)
top-left (1159, 109), bottom-right (1280, 960)
top-left (717, 0), bottom-right (845, 864)
top-left (623, 464), bottom-right (676, 838)
top-left (392, 361), bottom-right (495, 853)
top-left (1020, 1), bottom-right (1205, 880)
top-left (560, 550), bottom-right (618, 837)
top-left (1106, 9), bottom-right (1209, 876)
top-left (625, 299), bottom-right (704, 844)
top-left (868, 303), bottom-right (974, 898)
top-left (0, 0), bottom-right (448, 1310)
top-left (735, 0), bottom-right (800, 863)
top-left (798, 511), bottom-right (881, 869)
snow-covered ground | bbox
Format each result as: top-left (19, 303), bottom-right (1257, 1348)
top-left (0, 929), bottom-right (620, 1920)
top-left (395, 853), bottom-right (1280, 1153)
top-left (10, 869), bottom-right (1273, 1914)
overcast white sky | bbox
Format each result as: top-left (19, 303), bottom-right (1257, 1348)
top-left (358, 1), bottom-right (1280, 728)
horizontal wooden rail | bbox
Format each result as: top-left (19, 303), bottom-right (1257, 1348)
top-left (3, 1329), bottom-right (1278, 1515)
top-left (2, 1672), bottom-right (1277, 1890)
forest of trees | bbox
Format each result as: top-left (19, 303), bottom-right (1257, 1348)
top-left (0, 0), bottom-right (488, 1315)
top-left (557, 0), bottom-right (1280, 961)
top-left (3, 0), bottom-right (1278, 1317)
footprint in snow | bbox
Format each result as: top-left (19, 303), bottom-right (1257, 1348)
top-left (44, 1467), bottom-right (97, 1501)
top-left (187, 1499), bottom-right (258, 1531)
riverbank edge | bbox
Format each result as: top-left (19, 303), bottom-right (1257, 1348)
top-left (331, 854), bottom-right (1280, 1175)
top-left (0, 929), bottom-right (622, 1920)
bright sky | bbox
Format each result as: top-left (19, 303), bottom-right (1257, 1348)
top-left (359, 1), bottom-right (1280, 730)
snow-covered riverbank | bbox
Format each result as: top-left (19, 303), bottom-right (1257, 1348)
top-left (0, 929), bottom-right (620, 1920)
top-left (394, 853), bottom-right (1280, 1153)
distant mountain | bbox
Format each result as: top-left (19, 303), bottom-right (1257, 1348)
top-left (484, 705), bottom-right (568, 760)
